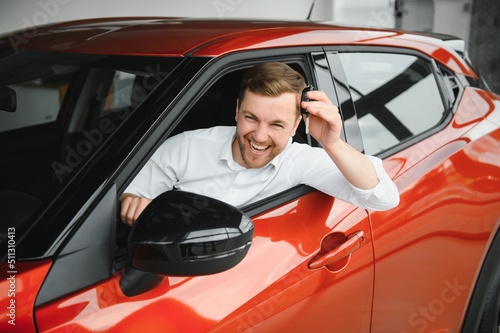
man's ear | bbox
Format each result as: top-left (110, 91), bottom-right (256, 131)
top-left (290, 94), bottom-right (302, 137)
top-left (235, 98), bottom-right (240, 122)
top-left (291, 114), bottom-right (301, 137)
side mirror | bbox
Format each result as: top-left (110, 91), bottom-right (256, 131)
top-left (0, 86), bottom-right (16, 112)
top-left (128, 190), bottom-right (254, 276)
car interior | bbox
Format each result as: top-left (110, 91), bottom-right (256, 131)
top-left (0, 51), bottom-right (313, 259)
top-left (114, 60), bottom-right (313, 266)
top-left (0, 56), bottom-right (169, 248)
top-left (168, 63), bottom-right (310, 143)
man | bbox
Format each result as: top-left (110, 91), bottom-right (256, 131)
top-left (121, 62), bottom-right (399, 226)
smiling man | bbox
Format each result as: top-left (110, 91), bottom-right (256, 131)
top-left (120, 62), bottom-right (400, 226)
top-left (234, 91), bottom-right (300, 169)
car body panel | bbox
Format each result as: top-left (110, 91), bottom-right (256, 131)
top-left (0, 18), bottom-right (476, 77)
top-left (370, 88), bottom-right (500, 332)
top-left (372, 138), bottom-right (500, 331)
top-left (0, 17), bottom-right (498, 333)
top-left (35, 193), bottom-right (374, 332)
top-left (0, 260), bottom-right (52, 333)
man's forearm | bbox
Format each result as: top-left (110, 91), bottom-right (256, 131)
top-left (324, 140), bottom-right (379, 190)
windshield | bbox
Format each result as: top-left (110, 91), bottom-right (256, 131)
top-left (0, 49), bottom-right (181, 251)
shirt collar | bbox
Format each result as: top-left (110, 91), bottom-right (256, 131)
top-left (220, 129), bottom-right (292, 170)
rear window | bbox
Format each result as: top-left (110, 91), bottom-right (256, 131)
top-left (339, 52), bottom-right (446, 155)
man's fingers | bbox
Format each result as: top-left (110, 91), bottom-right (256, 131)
top-left (135, 198), bottom-right (151, 222)
top-left (120, 196), bottom-right (151, 226)
top-left (300, 91), bottom-right (337, 119)
top-left (120, 197), bottom-right (136, 226)
top-left (306, 90), bottom-right (330, 104)
top-left (302, 101), bottom-right (340, 124)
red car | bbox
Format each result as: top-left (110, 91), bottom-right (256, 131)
top-left (0, 17), bottom-right (499, 333)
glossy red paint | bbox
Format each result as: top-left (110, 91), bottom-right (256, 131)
top-left (35, 193), bottom-right (375, 332)
top-left (0, 18), bottom-right (475, 77)
top-left (193, 28), bottom-right (475, 77)
top-left (0, 260), bottom-right (52, 333)
top-left (370, 137), bottom-right (500, 332)
top-left (369, 88), bottom-right (500, 332)
top-left (382, 87), bottom-right (490, 182)
top-left (1, 16), bottom-right (498, 332)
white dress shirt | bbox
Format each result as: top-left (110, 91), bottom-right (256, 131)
top-left (125, 126), bottom-right (399, 210)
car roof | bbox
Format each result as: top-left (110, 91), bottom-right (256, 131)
top-left (0, 17), bottom-right (475, 77)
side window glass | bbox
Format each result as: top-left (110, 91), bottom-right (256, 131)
top-left (339, 52), bottom-right (445, 155)
top-left (101, 70), bottom-right (151, 118)
top-left (121, 60), bottom-right (311, 217)
top-left (67, 69), bottom-right (150, 134)
top-left (0, 52), bottom-right (179, 237)
top-left (104, 71), bottom-right (137, 111)
top-left (0, 73), bottom-right (71, 133)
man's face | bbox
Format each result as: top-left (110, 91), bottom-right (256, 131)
top-left (232, 90), bottom-right (301, 168)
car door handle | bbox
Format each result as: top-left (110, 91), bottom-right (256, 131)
top-left (308, 231), bottom-right (364, 270)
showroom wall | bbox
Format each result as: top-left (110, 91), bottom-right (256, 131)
top-left (469, 0), bottom-right (500, 93)
top-left (397, 0), bottom-right (499, 93)
top-left (0, 0), bottom-right (395, 34)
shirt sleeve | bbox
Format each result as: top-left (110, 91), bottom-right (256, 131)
top-left (345, 155), bottom-right (400, 211)
top-left (124, 134), bottom-right (184, 199)
top-left (288, 144), bottom-right (399, 211)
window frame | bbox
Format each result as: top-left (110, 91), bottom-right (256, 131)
top-left (323, 46), bottom-right (458, 159)
top-left (12, 55), bottom-right (197, 261)
top-left (32, 48), bottom-right (337, 295)
top-left (116, 48), bottom-right (330, 219)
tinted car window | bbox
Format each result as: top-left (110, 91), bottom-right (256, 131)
top-left (0, 74), bottom-right (68, 132)
top-left (0, 50), bottom-right (180, 247)
top-left (339, 52), bottom-right (445, 155)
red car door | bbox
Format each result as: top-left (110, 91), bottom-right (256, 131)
top-left (32, 52), bottom-right (379, 333)
top-left (369, 88), bottom-right (500, 332)
top-left (0, 260), bottom-right (52, 333)
top-left (34, 192), bottom-right (375, 333)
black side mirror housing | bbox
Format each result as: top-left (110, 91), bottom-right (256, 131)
top-left (0, 86), bottom-right (16, 112)
top-left (128, 190), bottom-right (254, 276)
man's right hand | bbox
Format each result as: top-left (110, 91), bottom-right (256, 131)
top-left (120, 194), bottom-right (152, 227)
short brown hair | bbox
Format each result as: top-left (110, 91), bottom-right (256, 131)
top-left (238, 62), bottom-right (306, 116)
